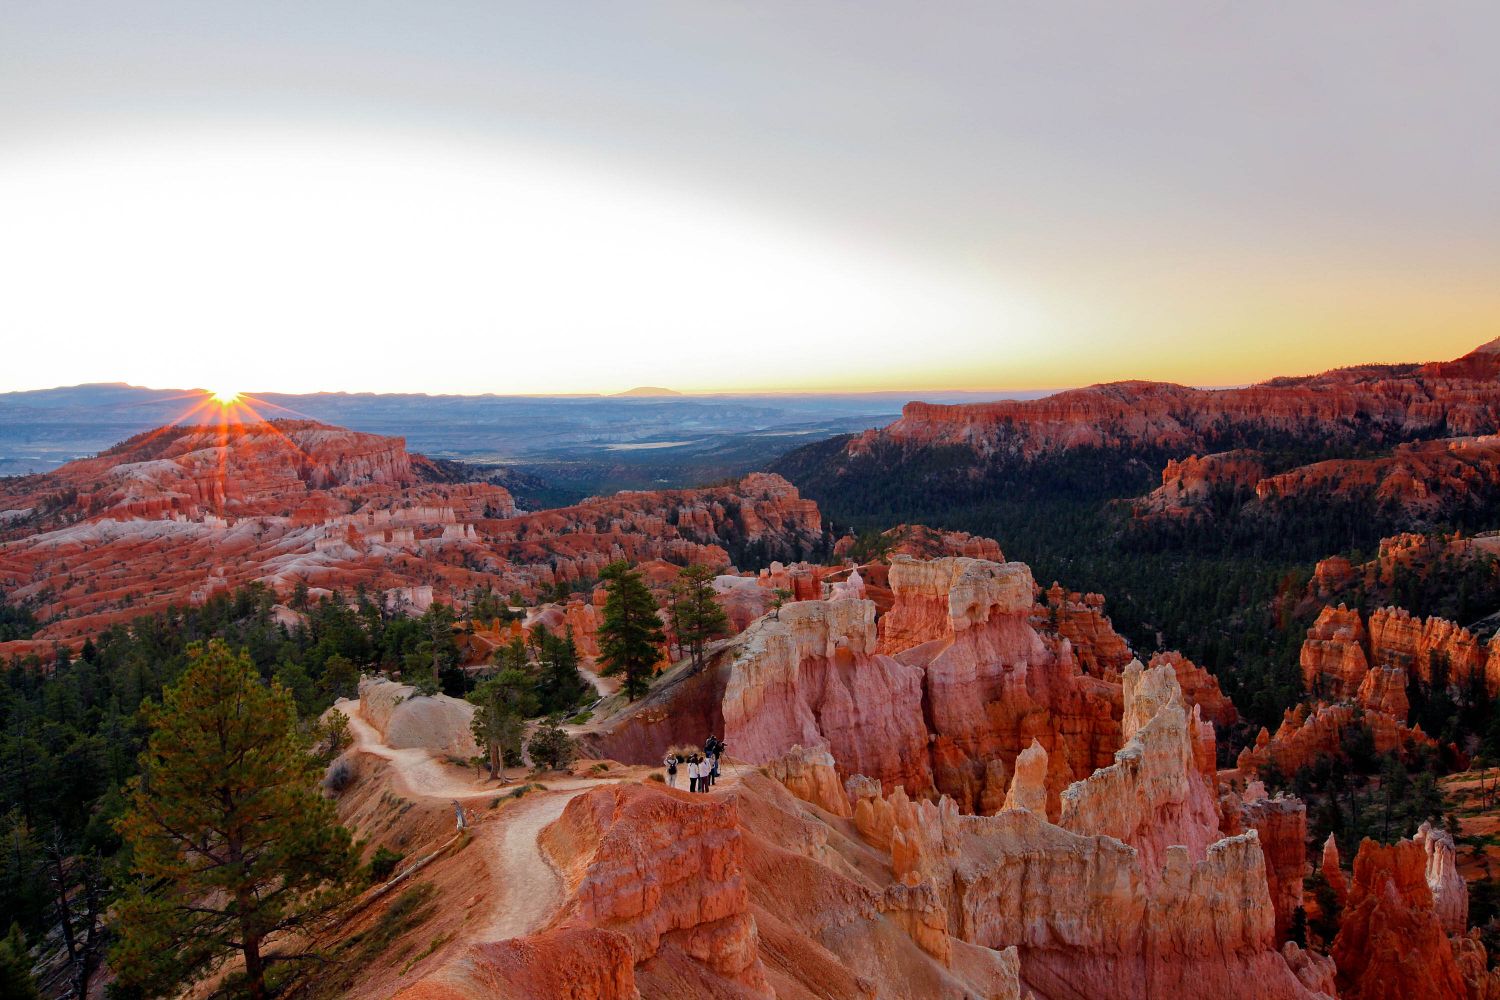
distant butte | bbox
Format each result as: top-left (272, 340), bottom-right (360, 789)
top-left (611, 386), bottom-right (682, 397)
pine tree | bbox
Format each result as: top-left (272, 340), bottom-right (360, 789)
top-left (405, 602), bottom-right (457, 693)
top-left (469, 669), bottom-right (537, 779)
top-left (526, 716), bottom-right (577, 770)
top-left (536, 626), bottom-right (588, 715)
top-left (667, 564), bottom-right (730, 672)
top-left (0, 922), bottom-right (40, 1000)
top-left (597, 561), bottom-right (666, 700)
top-left (111, 640), bottom-right (359, 1000)
top-left (491, 634), bottom-right (529, 673)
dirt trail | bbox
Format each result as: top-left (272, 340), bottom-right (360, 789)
top-left (578, 661), bottom-right (616, 698)
top-left (335, 697), bottom-right (619, 941)
top-left (482, 789), bottom-right (588, 939)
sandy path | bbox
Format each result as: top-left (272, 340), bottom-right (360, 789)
top-left (335, 697), bottom-right (621, 940)
top-left (336, 700), bottom-right (499, 800)
top-left (578, 661), bottom-right (617, 698)
top-left (482, 788), bottom-right (589, 939)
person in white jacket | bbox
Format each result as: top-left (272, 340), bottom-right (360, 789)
top-left (686, 757), bottom-right (699, 793)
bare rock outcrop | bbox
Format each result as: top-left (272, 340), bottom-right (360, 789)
top-left (1222, 786), bottom-right (1309, 941)
top-left (1057, 660), bottom-right (1221, 875)
top-left (0, 424), bottom-right (822, 647)
top-left (763, 744), bottom-right (852, 818)
top-left (796, 660), bottom-right (1325, 1000)
top-left (720, 597), bottom-right (933, 795)
top-left (357, 677), bottom-right (478, 758)
top-left (1237, 701), bottom-right (1435, 777)
top-left (540, 782), bottom-right (772, 995)
top-left (1331, 837), bottom-right (1468, 1000)
top-left (1415, 819), bottom-right (1469, 934)
top-left (1001, 739), bottom-right (1048, 814)
top-left (1300, 605), bottom-right (1371, 700)
top-left (393, 928), bottom-right (638, 1000)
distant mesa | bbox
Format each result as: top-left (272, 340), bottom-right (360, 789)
top-left (611, 386), bottom-right (682, 397)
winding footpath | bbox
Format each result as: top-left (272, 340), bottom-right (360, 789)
top-left (334, 698), bottom-right (613, 940)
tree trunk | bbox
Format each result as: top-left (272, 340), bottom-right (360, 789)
top-left (242, 929), bottom-right (267, 1000)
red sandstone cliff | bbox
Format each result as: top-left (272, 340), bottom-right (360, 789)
top-left (1331, 837), bottom-right (1469, 1000)
top-left (771, 651), bottom-right (1329, 1000)
top-left (852, 340), bottom-right (1500, 460)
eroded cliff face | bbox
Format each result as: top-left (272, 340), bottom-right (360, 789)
top-left (851, 342), bottom-right (1500, 461)
top-left (720, 597), bottom-right (934, 795)
top-left (707, 557), bottom-right (1124, 817)
top-left (1033, 585), bottom-right (1135, 678)
top-left (540, 783), bottom-right (771, 995)
top-left (1237, 701), bottom-right (1436, 776)
top-left (766, 657), bottom-right (1328, 1000)
top-left (1136, 450), bottom-right (1266, 518)
top-left (1331, 838), bottom-right (1469, 1000)
top-left (1220, 785), bottom-right (1309, 941)
top-left (831, 523), bottom-right (1005, 562)
top-left (1298, 599), bottom-right (1500, 707)
top-left (1239, 601), bottom-right (1477, 777)
top-left (1056, 661), bottom-right (1221, 877)
top-left (592, 553), bottom-right (1337, 999)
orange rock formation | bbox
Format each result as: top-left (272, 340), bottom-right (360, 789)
top-left (852, 340), bottom-right (1500, 460)
top-left (0, 421), bottom-right (823, 650)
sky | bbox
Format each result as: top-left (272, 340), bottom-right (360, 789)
top-left (2, 2), bottom-right (1498, 396)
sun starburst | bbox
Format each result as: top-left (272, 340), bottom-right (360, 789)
top-left (210, 388), bottom-right (241, 405)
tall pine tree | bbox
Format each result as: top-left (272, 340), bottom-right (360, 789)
top-left (597, 561), bottom-right (666, 700)
top-left (667, 564), bottom-right (730, 672)
top-left (469, 669), bottom-right (537, 779)
top-left (111, 640), bottom-right (359, 1000)
top-left (536, 626), bottom-right (589, 715)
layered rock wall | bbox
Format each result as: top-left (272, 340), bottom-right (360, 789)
top-left (541, 783), bottom-right (771, 995)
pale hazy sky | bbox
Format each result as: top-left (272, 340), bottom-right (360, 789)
top-left (2, 2), bottom-right (1497, 395)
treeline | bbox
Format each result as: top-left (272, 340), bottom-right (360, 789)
top-left (0, 582), bottom-right (478, 985)
top-left (774, 435), bottom-right (1500, 742)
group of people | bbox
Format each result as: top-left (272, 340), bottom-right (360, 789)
top-left (664, 735), bottom-right (727, 793)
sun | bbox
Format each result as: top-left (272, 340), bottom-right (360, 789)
top-left (210, 388), bottom-right (241, 405)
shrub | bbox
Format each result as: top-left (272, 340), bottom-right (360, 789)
top-left (369, 846), bottom-right (405, 884)
top-left (324, 758), bottom-right (355, 794)
top-left (527, 718), bottom-right (577, 770)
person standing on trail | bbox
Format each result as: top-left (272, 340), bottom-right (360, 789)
top-left (710, 748), bottom-right (720, 785)
top-left (664, 752), bottom-right (679, 788)
top-left (686, 756), bottom-right (699, 793)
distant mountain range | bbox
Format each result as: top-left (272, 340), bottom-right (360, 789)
top-left (0, 383), bottom-right (1046, 496)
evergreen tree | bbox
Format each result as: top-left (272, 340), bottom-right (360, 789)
top-left (0, 922), bottom-right (40, 1000)
top-left (597, 561), bottom-right (666, 700)
top-left (404, 602), bottom-right (458, 693)
top-left (491, 634), bottom-right (529, 674)
top-left (320, 653), bottom-right (358, 701)
top-left (667, 564), bottom-right (730, 672)
top-left (468, 669), bottom-right (536, 779)
top-left (526, 717), bottom-right (576, 770)
top-left (536, 626), bottom-right (588, 715)
top-left (111, 641), bottom-right (359, 1000)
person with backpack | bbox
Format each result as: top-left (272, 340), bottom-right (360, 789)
top-left (664, 751), bottom-right (679, 788)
